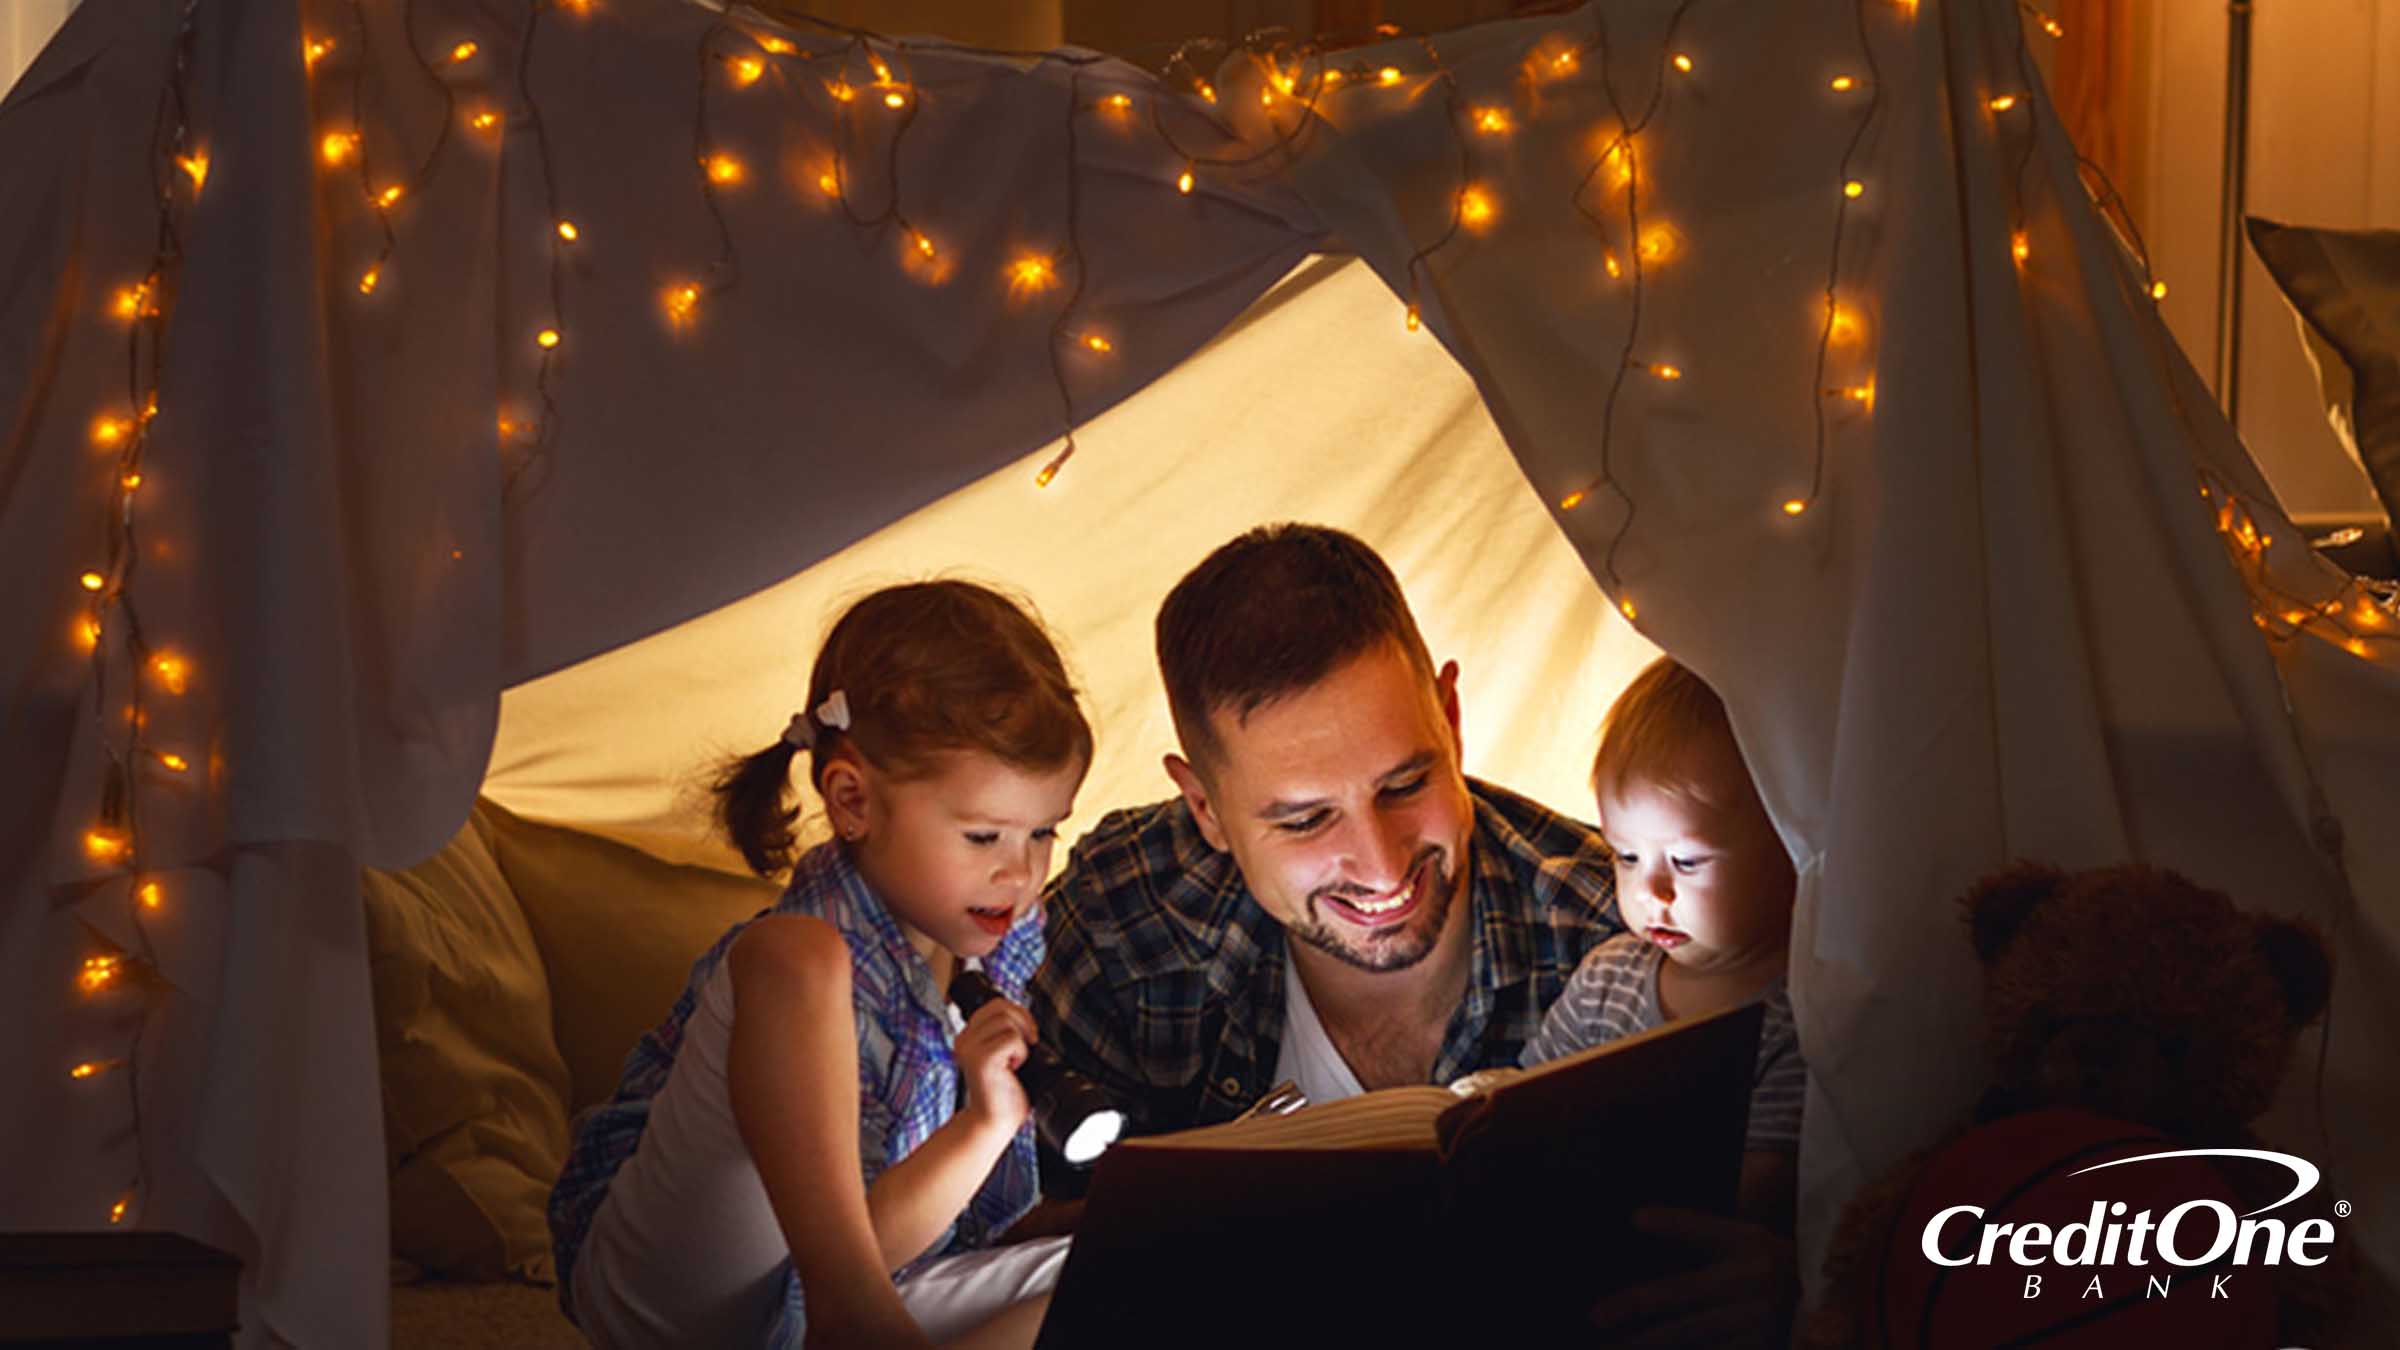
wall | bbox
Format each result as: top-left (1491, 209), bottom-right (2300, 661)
top-left (1, 0), bottom-right (78, 98)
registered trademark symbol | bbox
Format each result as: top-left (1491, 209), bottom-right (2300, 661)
top-left (2336, 1201), bottom-right (2352, 1218)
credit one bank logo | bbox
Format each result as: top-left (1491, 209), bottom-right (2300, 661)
top-left (1920, 1148), bottom-right (2340, 1296)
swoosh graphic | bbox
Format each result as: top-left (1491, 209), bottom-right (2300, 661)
top-left (2068, 1148), bottom-right (2319, 1217)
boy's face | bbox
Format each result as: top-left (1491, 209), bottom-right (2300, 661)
top-left (1597, 735), bottom-right (1794, 973)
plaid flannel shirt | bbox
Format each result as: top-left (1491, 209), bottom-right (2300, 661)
top-left (1030, 778), bottom-right (1620, 1135)
top-left (548, 840), bottom-right (1042, 1340)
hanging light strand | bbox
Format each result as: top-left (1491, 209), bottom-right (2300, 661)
top-left (510, 0), bottom-right (569, 475)
top-left (1794, 0), bottom-right (1890, 517)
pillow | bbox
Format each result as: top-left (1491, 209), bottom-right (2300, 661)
top-left (481, 801), bottom-right (781, 1117)
top-left (2246, 217), bottom-right (2400, 528)
top-left (362, 804), bottom-right (573, 1282)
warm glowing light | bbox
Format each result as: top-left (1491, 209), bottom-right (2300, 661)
top-left (1099, 93), bottom-right (1133, 114)
top-left (912, 231), bottom-right (937, 259)
top-left (1196, 81), bottom-right (1217, 103)
top-left (1988, 94), bottom-right (2018, 112)
top-left (1553, 50), bottom-right (1578, 73)
top-left (1603, 250), bottom-right (1623, 280)
top-left (1458, 186), bottom-right (1497, 230)
top-left (1843, 180), bottom-right (1865, 199)
top-left (1472, 106), bottom-right (1512, 135)
top-left (449, 41), bottom-right (478, 63)
top-left (376, 184), bottom-right (405, 208)
top-left (2040, 14), bottom-right (2066, 37)
top-left (151, 652), bottom-right (189, 694)
top-left (304, 36), bottom-right (334, 70)
top-left (84, 829), bottom-right (130, 864)
top-left (1378, 67), bottom-right (1402, 85)
top-left (111, 284), bottom-right (148, 321)
top-left (358, 266), bottom-right (381, 295)
top-left (469, 109), bottom-right (501, 132)
top-left (1637, 224), bottom-right (1679, 264)
top-left (1080, 333), bottom-right (1113, 354)
top-left (826, 79), bottom-right (855, 102)
top-left (93, 416), bottom-right (130, 447)
top-left (869, 54), bottom-right (892, 84)
top-left (2346, 637), bottom-right (2372, 658)
top-left (178, 153), bottom-right (209, 192)
top-left (1830, 75), bottom-right (1856, 91)
top-left (1828, 302), bottom-right (1864, 343)
top-left (704, 154), bottom-right (744, 186)
top-left (1260, 87), bottom-right (1276, 108)
top-left (2011, 231), bottom-right (2030, 264)
top-left (2150, 280), bottom-right (2168, 300)
top-left (80, 571), bottom-right (107, 593)
top-left (663, 283), bottom-right (702, 325)
top-left (1007, 255), bottom-right (1058, 297)
top-left (759, 36), bottom-right (797, 55)
top-left (729, 55), bottom-right (765, 86)
top-left (556, 219), bottom-right (579, 241)
top-left (110, 1193), bottom-right (132, 1224)
top-left (139, 881), bottom-right (163, 910)
top-left (1034, 459), bottom-right (1064, 489)
top-left (76, 614), bottom-right (102, 651)
top-left (1672, 54), bottom-right (1694, 73)
top-left (1560, 490), bottom-right (1588, 510)
top-left (536, 328), bottom-right (561, 350)
top-left (1176, 167), bottom-right (1194, 195)
top-left (158, 752), bottom-right (188, 773)
top-left (320, 131), bottom-right (359, 166)
top-left (559, 0), bottom-right (592, 13)
top-left (817, 168), bottom-right (841, 196)
top-left (1619, 597), bottom-right (1638, 620)
top-left (1650, 363), bottom-right (1683, 381)
top-left (79, 955), bottom-right (123, 994)
top-left (1404, 303), bottom-right (1421, 332)
top-left (883, 89), bottom-right (908, 109)
top-left (1783, 499), bottom-right (1808, 516)
top-left (72, 1060), bottom-right (122, 1081)
top-left (120, 471), bottom-right (142, 491)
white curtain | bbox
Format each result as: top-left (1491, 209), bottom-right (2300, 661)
top-left (4, 1), bottom-right (2394, 1344)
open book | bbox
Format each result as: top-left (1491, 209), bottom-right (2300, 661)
top-left (1034, 1000), bottom-right (1763, 1347)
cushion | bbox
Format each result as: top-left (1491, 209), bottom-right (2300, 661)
top-left (363, 804), bottom-right (573, 1282)
top-left (482, 801), bottom-right (781, 1117)
top-left (2246, 217), bottom-right (2400, 528)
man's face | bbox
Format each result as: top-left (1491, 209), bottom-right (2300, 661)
top-left (1167, 640), bottom-right (1474, 973)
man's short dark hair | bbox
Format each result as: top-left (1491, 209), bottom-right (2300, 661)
top-left (1156, 524), bottom-right (1436, 769)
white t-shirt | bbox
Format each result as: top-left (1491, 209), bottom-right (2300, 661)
top-left (1272, 955), bottom-right (1365, 1105)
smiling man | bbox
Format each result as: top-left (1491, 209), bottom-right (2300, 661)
top-left (1029, 523), bottom-right (1621, 1133)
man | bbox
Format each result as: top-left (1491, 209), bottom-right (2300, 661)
top-left (1030, 522), bottom-right (1619, 1132)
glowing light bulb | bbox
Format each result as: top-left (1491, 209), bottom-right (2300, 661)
top-left (84, 829), bottom-right (130, 863)
top-left (2041, 15), bottom-right (2066, 37)
top-left (1472, 106), bottom-right (1511, 134)
top-left (120, 471), bottom-right (142, 490)
top-left (883, 89), bottom-right (908, 109)
top-left (76, 614), bottom-right (102, 651)
top-left (109, 1193), bottom-right (132, 1224)
top-left (139, 881), bottom-right (163, 909)
top-left (1830, 75), bottom-right (1856, 91)
top-left (376, 183), bottom-right (405, 208)
top-left (869, 54), bottom-right (892, 84)
top-left (1828, 302), bottom-right (1863, 343)
top-left (2150, 280), bottom-right (2168, 300)
top-left (826, 80), bottom-right (855, 102)
top-left (72, 1060), bottom-right (120, 1081)
top-left (1603, 250), bottom-right (1623, 279)
top-left (320, 131), bottom-right (358, 166)
top-left (358, 266), bottom-right (380, 295)
top-left (1843, 180), bottom-right (1865, 199)
top-left (1034, 458), bottom-right (1064, 489)
top-left (178, 153), bottom-right (209, 192)
top-left (1080, 333), bottom-right (1113, 354)
top-left (469, 109), bottom-right (501, 132)
top-left (1988, 94), bottom-right (2017, 112)
top-left (1176, 167), bottom-right (1194, 195)
top-left (817, 168), bottom-right (841, 196)
top-left (759, 36), bottom-right (796, 55)
top-left (663, 283), bottom-right (701, 325)
top-left (1783, 499), bottom-right (1808, 516)
top-left (1553, 50), bottom-right (1578, 73)
top-left (1651, 363), bottom-right (1683, 381)
top-left (1196, 81), bottom-right (1217, 103)
top-left (93, 416), bottom-right (130, 447)
top-left (449, 41), bottom-right (478, 63)
top-left (151, 652), bottom-right (189, 694)
top-left (158, 752), bottom-right (188, 773)
top-left (1560, 490), bottom-right (1588, 510)
top-left (1619, 597), bottom-right (1638, 621)
top-left (1260, 88), bottom-right (1276, 108)
top-left (2011, 231), bottom-right (2030, 264)
top-left (704, 153), bottom-right (744, 186)
top-left (304, 36), bottom-right (334, 70)
top-left (79, 955), bottom-right (123, 994)
top-left (1459, 185), bottom-right (1496, 230)
top-left (1672, 53), bottom-right (1694, 73)
top-left (111, 284), bottom-right (148, 321)
top-left (556, 219), bottom-right (579, 241)
top-left (1100, 93), bottom-right (1133, 114)
top-left (80, 571), bottom-right (106, 593)
top-left (1378, 66), bottom-right (1402, 85)
top-left (729, 55), bottom-right (765, 86)
top-left (1404, 303), bottom-right (1421, 332)
top-left (912, 231), bottom-right (936, 259)
top-left (1007, 255), bottom-right (1057, 296)
top-left (536, 327), bottom-right (561, 350)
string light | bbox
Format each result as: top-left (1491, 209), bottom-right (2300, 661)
top-left (883, 89), bottom-right (908, 109)
top-left (320, 131), bottom-right (359, 166)
top-left (1471, 106), bottom-right (1512, 135)
top-left (817, 167), bottom-right (841, 196)
top-left (1006, 255), bottom-right (1058, 298)
top-left (1378, 67), bottom-right (1403, 86)
top-left (911, 230), bottom-right (937, 260)
top-left (2150, 280), bottom-right (2168, 300)
top-left (1843, 179), bottom-right (1865, 199)
top-left (1603, 250), bottom-right (1623, 279)
top-left (110, 283), bottom-right (150, 321)
top-left (75, 615), bottom-right (102, 652)
top-left (71, 1059), bottom-right (127, 1081)
top-left (177, 152), bottom-right (208, 193)
top-left (2011, 231), bottom-right (2030, 264)
top-left (1195, 81), bottom-right (1216, 103)
top-left (1672, 54), bottom-right (1694, 73)
top-left (1827, 301), bottom-right (1864, 343)
top-left (1649, 362), bottom-right (1684, 381)
top-left (79, 955), bottom-right (124, 995)
top-left (662, 283), bottom-right (701, 326)
top-left (758, 35), bottom-right (796, 56)
top-left (1560, 490), bottom-right (1589, 510)
top-left (1988, 94), bottom-right (2018, 112)
top-left (448, 40), bottom-right (478, 64)
top-left (1176, 166), bottom-right (1194, 195)
top-left (469, 109), bottom-right (501, 133)
top-left (375, 184), bottom-right (405, 209)
top-left (109, 1192), bottom-right (132, 1224)
top-left (92, 416), bottom-right (131, 447)
top-left (1404, 303), bottom-right (1421, 332)
top-left (555, 219), bottom-right (579, 242)
top-left (358, 266), bottom-right (380, 295)
top-left (79, 571), bottom-right (107, 593)
top-left (138, 881), bottom-right (162, 910)
top-left (1830, 75), bottom-right (1857, 91)
top-left (304, 36), bottom-right (334, 71)
top-left (826, 79), bottom-right (855, 103)
top-left (728, 54), bottom-right (766, 87)
top-left (1078, 333), bottom-right (1113, 354)
top-left (120, 471), bottom-right (142, 491)
top-left (536, 327), bottom-right (561, 350)
top-left (83, 829), bottom-right (130, 864)
top-left (1619, 598), bottom-right (1638, 621)
top-left (150, 653), bottom-right (189, 695)
top-left (155, 752), bottom-right (188, 773)
top-left (1098, 93), bottom-right (1133, 115)
top-left (1783, 498), bottom-right (1808, 515)
top-left (703, 153), bottom-right (744, 186)
top-left (1459, 185), bottom-right (1497, 231)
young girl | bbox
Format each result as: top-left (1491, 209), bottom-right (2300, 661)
top-left (550, 581), bottom-right (1094, 1350)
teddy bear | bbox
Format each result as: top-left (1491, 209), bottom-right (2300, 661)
top-left (1806, 861), bottom-right (2348, 1348)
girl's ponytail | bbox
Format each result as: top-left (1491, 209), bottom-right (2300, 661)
top-left (713, 739), bottom-right (806, 877)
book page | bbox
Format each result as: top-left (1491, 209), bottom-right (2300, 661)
top-left (1120, 1083), bottom-right (1460, 1152)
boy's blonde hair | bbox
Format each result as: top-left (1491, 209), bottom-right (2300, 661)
top-left (1591, 657), bottom-right (1746, 807)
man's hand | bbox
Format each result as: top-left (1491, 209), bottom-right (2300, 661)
top-left (1587, 1207), bottom-right (1798, 1349)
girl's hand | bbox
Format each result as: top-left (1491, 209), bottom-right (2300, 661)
top-left (954, 996), bottom-right (1036, 1137)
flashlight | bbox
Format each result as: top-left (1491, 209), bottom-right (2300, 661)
top-left (948, 965), bottom-right (1127, 1166)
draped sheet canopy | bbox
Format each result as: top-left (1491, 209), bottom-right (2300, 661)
top-left (4, 0), bottom-right (2395, 1344)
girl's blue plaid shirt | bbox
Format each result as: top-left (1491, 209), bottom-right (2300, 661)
top-left (548, 839), bottom-right (1042, 1338)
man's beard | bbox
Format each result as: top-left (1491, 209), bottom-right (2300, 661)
top-left (1290, 846), bottom-right (1459, 973)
